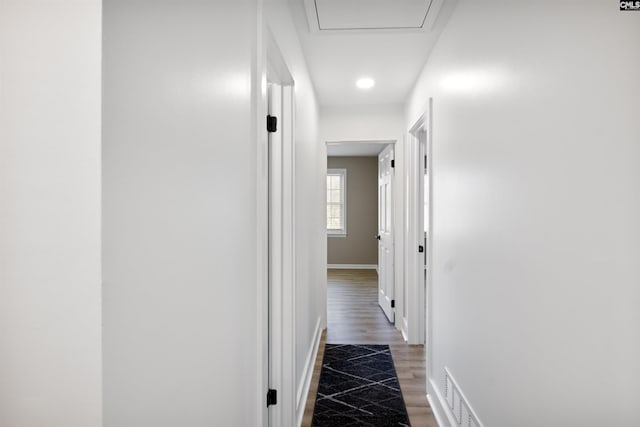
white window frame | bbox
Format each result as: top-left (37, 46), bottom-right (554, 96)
top-left (326, 168), bottom-right (347, 236)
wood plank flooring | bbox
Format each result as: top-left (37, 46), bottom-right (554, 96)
top-left (300, 269), bottom-right (438, 427)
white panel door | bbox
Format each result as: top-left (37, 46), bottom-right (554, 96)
top-left (267, 83), bottom-right (282, 427)
top-left (378, 145), bottom-right (395, 323)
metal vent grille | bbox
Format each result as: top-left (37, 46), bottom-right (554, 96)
top-left (444, 368), bottom-right (483, 427)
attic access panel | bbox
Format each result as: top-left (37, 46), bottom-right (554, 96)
top-left (312, 0), bottom-right (434, 31)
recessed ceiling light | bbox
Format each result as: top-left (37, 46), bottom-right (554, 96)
top-left (356, 77), bottom-right (375, 90)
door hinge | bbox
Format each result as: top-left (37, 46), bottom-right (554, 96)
top-left (266, 389), bottom-right (277, 407)
top-left (418, 245), bottom-right (424, 253)
top-left (266, 115), bottom-right (278, 133)
top-left (391, 159), bottom-right (395, 168)
top-left (391, 299), bottom-right (395, 309)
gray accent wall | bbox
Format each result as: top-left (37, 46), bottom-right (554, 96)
top-left (327, 157), bottom-right (378, 265)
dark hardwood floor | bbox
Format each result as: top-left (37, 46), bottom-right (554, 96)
top-left (300, 269), bottom-right (438, 427)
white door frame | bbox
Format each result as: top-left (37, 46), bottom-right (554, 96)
top-left (405, 100), bottom-right (433, 347)
top-left (261, 30), bottom-right (296, 427)
top-left (324, 140), bottom-right (404, 334)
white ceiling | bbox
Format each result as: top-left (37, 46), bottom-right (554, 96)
top-left (289, 0), bottom-right (452, 107)
top-left (327, 142), bottom-right (390, 156)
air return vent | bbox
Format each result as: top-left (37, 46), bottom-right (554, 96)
top-left (444, 368), bottom-right (484, 427)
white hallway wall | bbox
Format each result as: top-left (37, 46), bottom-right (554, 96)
top-left (406, 0), bottom-right (640, 425)
top-left (103, 0), bottom-right (262, 425)
top-left (103, 0), bottom-right (323, 426)
top-left (0, 1), bottom-right (103, 426)
top-left (0, 0), bottom-right (322, 425)
top-left (1, 1), bottom-right (330, 426)
top-left (320, 105), bottom-right (405, 144)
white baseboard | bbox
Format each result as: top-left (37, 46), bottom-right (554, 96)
top-left (327, 264), bottom-right (377, 270)
top-left (428, 378), bottom-right (454, 427)
top-left (296, 316), bottom-right (323, 427)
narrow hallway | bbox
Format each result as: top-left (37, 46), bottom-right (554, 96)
top-left (301, 269), bottom-right (437, 426)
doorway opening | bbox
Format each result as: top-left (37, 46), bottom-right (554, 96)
top-left (407, 99), bottom-right (433, 381)
top-left (325, 140), bottom-right (399, 328)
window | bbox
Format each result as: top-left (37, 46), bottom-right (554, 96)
top-left (327, 169), bottom-right (346, 235)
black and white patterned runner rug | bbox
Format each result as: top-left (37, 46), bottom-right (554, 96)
top-left (311, 344), bottom-right (411, 427)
